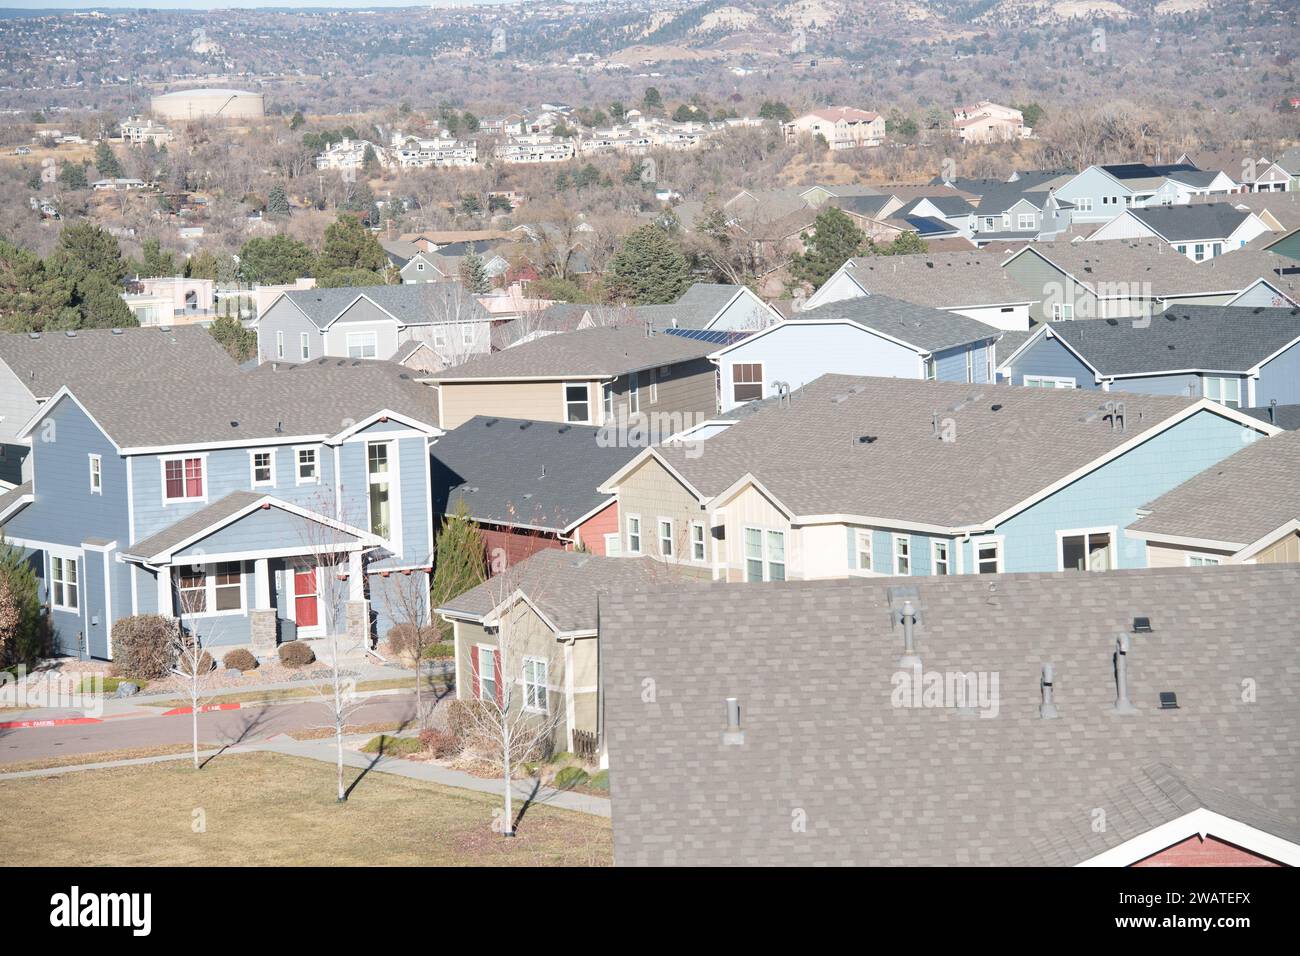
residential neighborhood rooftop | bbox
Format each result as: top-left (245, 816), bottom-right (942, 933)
top-left (842, 252), bottom-right (1037, 308)
top-left (268, 282), bottom-right (491, 329)
top-left (785, 294), bottom-right (1002, 352)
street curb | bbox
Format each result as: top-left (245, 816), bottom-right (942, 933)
top-left (0, 715), bottom-right (103, 730)
top-left (160, 702), bottom-right (243, 717)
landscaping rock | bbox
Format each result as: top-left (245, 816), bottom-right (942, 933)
top-left (113, 681), bottom-right (141, 698)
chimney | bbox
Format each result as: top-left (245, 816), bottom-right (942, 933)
top-left (1039, 663), bottom-right (1058, 719)
top-left (722, 697), bottom-right (744, 745)
top-left (1112, 633), bottom-right (1137, 715)
top-left (898, 599), bottom-right (921, 668)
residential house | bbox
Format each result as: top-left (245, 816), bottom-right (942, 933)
top-left (254, 283), bottom-right (494, 370)
top-left (798, 183), bottom-right (885, 207)
top-left (0, 360), bottom-right (441, 660)
top-left (315, 138), bottom-right (385, 171)
top-left (494, 134), bottom-right (575, 164)
top-left (1001, 240), bottom-right (1300, 324)
top-left (783, 108), bottom-right (885, 149)
top-left (1054, 163), bottom-right (1212, 224)
top-left (119, 116), bottom-right (174, 147)
top-left (806, 252), bottom-right (1037, 330)
top-left (435, 549), bottom-right (703, 757)
top-left (430, 415), bottom-right (641, 566)
top-left (121, 275), bottom-right (215, 324)
top-left (424, 325), bottom-right (722, 431)
top-left (955, 172), bottom-right (1075, 246)
top-left (598, 373), bottom-right (1276, 582)
top-left (1125, 430), bottom-right (1300, 568)
top-left (0, 326), bottom-right (238, 487)
top-left (601, 563), bottom-right (1300, 865)
top-left (998, 305), bottom-right (1300, 408)
top-left (708, 296), bottom-right (1001, 413)
top-left (951, 102), bottom-right (1029, 143)
top-left (1085, 203), bottom-right (1273, 260)
top-left (1243, 156), bottom-right (1293, 193)
top-left (91, 178), bottom-right (148, 191)
top-left (388, 132), bottom-right (477, 169)
top-left (631, 283), bottom-right (783, 332)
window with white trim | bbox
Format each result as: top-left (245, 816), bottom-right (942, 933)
top-left (1050, 302), bottom-right (1074, 321)
top-left (1061, 531), bottom-right (1112, 572)
top-left (176, 561), bottom-right (244, 615)
top-left (88, 454), bottom-right (102, 495)
top-left (965, 350), bottom-right (974, 384)
top-left (367, 442), bottom-right (392, 539)
top-left (300, 332), bottom-right (310, 360)
top-left (296, 447), bottom-right (318, 484)
top-left (250, 450), bottom-right (275, 486)
top-left (1187, 554), bottom-right (1222, 567)
top-left (732, 363), bottom-right (763, 402)
top-left (162, 456), bottom-right (205, 502)
top-left (857, 530), bottom-right (873, 572)
top-left (923, 357), bottom-right (936, 381)
top-left (276, 330), bottom-right (285, 359)
top-left (628, 371), bottom-right (640, 414)
top-left (932, 540), bottom-right (950, 575)
top-left (894, 535), bottom-right (911, 575)
top-left (433, 327), bottom-right (448, 348)
top-left (745, 527), bottom-right (786, 582)
top-left (1024, 375), bottom-right (1076, 389)
top-left (51, 555), bottom-right (78, 611)
top-left (1074, 198), bottom-right (1092, 212)
top-left (477, 646), bottom-right (497, 702)
top-left (564, 383), bottom-right (590, 423)
top-left (523, 657), bottom-right (548, 713)
top-left (1017, 213), bottom-right (1036, 230)
top-left (626, 515), bottom-right (641, 554)
top-left (602, 383), bottom-right (614, 422)
top-left (461, 325), bottom-right (475, 347)
top-left (347, 331), bottom-right (378, 359)
top-left (658, 518), bottom-right (674, 557)
top-left (976, 540), bottom-right (1001, 574)
top-left (1203, 376), bottom-right (1241, 408)
top-left (691, 522), bottom-right (706, 561)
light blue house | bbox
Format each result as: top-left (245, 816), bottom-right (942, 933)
top-left (999, 305), bottom-right (1300, 409)
top-left (0, 360), bottom-right (441, 660)
top-left (707, 296), bottom-right (1001, 412)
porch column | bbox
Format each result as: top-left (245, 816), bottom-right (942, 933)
top-left (156, 567), bottom-right (174, 617)
top-left (345, 550), bottom-right (370, 648)
top-left (249, 558), bottom-right (278, 656)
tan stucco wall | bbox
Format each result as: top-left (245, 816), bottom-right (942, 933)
top-left (437, 379), bottom-right (598, 429)
top-left (1145, 541), bottom-right (1235, 568)
top-left (716, 483), bottom-right (796, 581)
top-left (612, 455), bottom-right (712, 569)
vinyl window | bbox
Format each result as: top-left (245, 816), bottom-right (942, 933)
top-left (745, 528), bottom-right (786, 582)
top-left (347, 331), bottom-right (378, 359)
top-left (626, 515), bottom-right (641, 554)
top-left (732, 363), bottom-right (764, 403)
top-left (658, 518), bottom-right (674, 557)
top-left (88, 454), bottom-right (102, 495)
top-left (276, 330), bottom-right (285, 359)
top-left (523, 657), bottom-right (548, 713)
top-left (1204, 376), bottom-right (1241, 408)
top-left (628, 371), bottom-right (640, 414)
top-left (296, 447), bottom-right (319, 484)
top-left (250, 450), bottom-right (275, 487)
top-left (976, 540), bottom-right (1002, 574)
top-left (564, 383), bottom-right (590, 423)
top-left (477, 646), bottom-right (497, 702)
top-left (932, 541), bottom-right (950, 576)
top-left (1050, 303), bottom-right (1074, 321)
top-left (1187, 554), bottom-right (1222, 567)
top-left (1024, 375), bottom-right (1076, 389)
top-left (894, 535), bottom-right (911, 575)
top-left (175, 561), bottom-right (243, 615)
top-left (299, 332), bottom-right (311, 360)
top-left (856, 530), bottom-right (873, 571)
top-left (51, 555), bottom-right (78, 611)
top-left (162, 456), bottom-right (205, 502)
top-left (691, 522), bottom-right (706, 562)
top-left (367, 442), bottom-right (392, 539)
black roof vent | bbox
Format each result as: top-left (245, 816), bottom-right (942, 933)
top-left (1133, 616), bottom-right (1153, 633)
top-left (991, 403), bottom-right (1003, 412)
top-left (1159, 691), bottom-right (1179, 710)
top-left (484, 418), bottom-right (498, 427)
top-left (229, 420), bottom-right (238, 428)
top-left (856, 435), bottom-right (877, 444)
top-left (518, 421), bottom-right (532, 430)
top-left (1105, 318), bottom-right (1119, 326)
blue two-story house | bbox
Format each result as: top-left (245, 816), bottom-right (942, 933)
top-left (0, 359), bottom-right (441, 660)
top-left (999, 305), bottom-right (1300, 409)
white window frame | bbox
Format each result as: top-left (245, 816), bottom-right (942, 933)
top-left (1075, 197), bottom-right (1092, 212)
top-left (923, 356), bottom-right (936, 381)
top-left (1203, 376), bottom-right (1241, 408)
top-left (932, 540), bottom-right (949, 576)
top-left (626, 514), bottom-right (642, 554)
top-left (1017, 212), bottom-right (1036, 230)
top-left (299, 332), bottom-right (311, 360)
top-left (690, 521), bottom-right (706, 562)
top-left (894, 534), bottom-right (911, 575)
top-left (658, 518), bottom-right (674, 558)
top-left (173, 560), bottom-right (246, 617)
top-left (433, 327), bottom-right (448, 348)
top-left (856, 530), bottom-right (873, 572)
top-left (965, 349), bottom-right (974, 384)
top-left (1050, 302), bottom-right (1075, 321)
top-left (628, 371), bottom-right (640, 415)
top-left (295, 445), bottom-right (320, 485)
top-left (461, 325), bottom-right (475, 347)
top-left (744, 526), bottom-right (786, 582)
top-left (602, 382), bottom-right (615, 422)
top-left (366, 440), bottom-right (396, 545)
top-left (249, 449), bottom-right (276, 487)
top-left (563, 382), bottom-right (591, 424)
top-left (522, 656), bottom-right (548, 714)
top-left (276, 330), bottom-right (284, 359)
top-left (346, 330), bottom-right (378, 359)
top-left (88, 454), bottom-right (102, 495)
top-left (476, 645), bottom-right (497, 702)
top-left (975, 537), bottom-right (1004, 574)
top-left (1024, 375), bottom-right (1076, 389)
top-left (50, 553), bottom-right (79, 611)
top-left (159, 453), bottom-right (208, 505)
top-left (1185, 553), bottom-right (1223, 567)
top-left (1056, 527), bottom-right (1117, 573)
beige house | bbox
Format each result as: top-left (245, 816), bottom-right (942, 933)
top-left (435, 550), bottom-right (703, 759)
top-left (424, 324), bottom-right (720, 431)
top-left (783, 107), bottom-right (885, 150)
top-left (1127, 429), bottom-right (1300, 566)
top-left (952, 102), bottom-right (1029, 144)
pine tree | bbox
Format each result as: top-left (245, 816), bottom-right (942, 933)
top-left (791, 206), bottom-right (867, 289)
top-left (319, 214), bottom-right (386, 274)
top-left (430, 501), bottom-right (486, 641)
top-left (59, 161), bottom-right (88, 190)
top-left (0, 538), bottom-right (49, 669)
top-left (459, 244), bottom-right (489, 294)
top-left (266, 183), bottom-right (290, 219)
top-left (607, 224), bottom-right (690, 305)
top-left (209, 313), bottom-right (257, 363)
top-left (94, 141), bottom-right (122, 180)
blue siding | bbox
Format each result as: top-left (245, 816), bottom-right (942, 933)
top-left (171, 505), bottom-right (356, 560)
top-left (1257, 340), bottom-right (1300, 406)
top-left (1004, 335), bottom-right (1096, 388)
top-left (932, 341), bottom-right (995, 384)
top-left (1111, 374), bottom-right (1202, 398)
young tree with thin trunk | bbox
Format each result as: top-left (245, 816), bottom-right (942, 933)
top-left (172, 571), bottom-right (222, 770)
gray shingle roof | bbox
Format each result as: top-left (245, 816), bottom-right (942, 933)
top-left (601, 563), bottom-right (1300, 866)
top-left (652, 373), bottom-right (1230, 525)
top-left (431, 416), bottom-right (640, 532)
top-left (783, 293), bottom-right (1001, 353)
top-left (1243, 403), bottom-right (1300, 430)
top-left (1046, 304), bottom-right (1300, 376)
top-left (124, 490), bottom-right (263, 558)
top-left (56, 358), bottom-right (437, 449)
top-left (894, 194), bottom-right (976, 218)
top-left (1127, 429), bottom-right (1300, 546)
top-left (629, 283), bottom-right (749, 331)
top-left (0, 326), bottom-right (239, 401)
top-left (275, 283), bottom-right (490, 329)
top-left (428, 324), bottom-right (717, 381)
top-left (435, 549), bottom-right (703, 633)
top-left (844, 252), bottom-right (1036, 309)
top-left (1127, 203), bottom-right (1253, 242)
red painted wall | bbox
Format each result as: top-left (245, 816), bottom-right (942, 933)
top-left (1133, 834), bottom-right (1282, 867)
top-left (480, 527), bottom-right (563, 575)
top-left (575, 502), bottom-right (619, 556)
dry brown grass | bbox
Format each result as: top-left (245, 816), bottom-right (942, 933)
top-left (0, 751), bottom-right (612, 866)
top-left (0, 743), bottom-right (209, 774)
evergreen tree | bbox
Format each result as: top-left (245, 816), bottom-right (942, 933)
top-left (361, 143), bottom-right (379, 172)
top-left (871, 232), bottom-right (928, 257)
top-left (237, 234), bottom-right (316, 284)
top-left (642, 87), bottom-right (663, 111)
top-left (136, 238), bottom-right (176, 278)
top-left (791, 206), bottom-right (867, 289)
top-left (607, 224), bottom-right (690, 305)
top-left (758, 101), bottom-right (794, 123)
top-left (266, 183), bottom-right (290, 219)
top-left (316, 267), bottom-right (384, 288)
top-left (458, 244), bottom-right (489, 294)
top-left (430, 501), bottom-right (486, 641)
top-left (289, 110), bottom-right (305, 130)
top-left (209, 313), bottom-right (257, 363)
top-left (94, 141), bottom-right (122, 179)
top-left (0, 538), bottom-right (50, 669)
top-left (318, 214), bottom-right (387, 274)
top-left (59, 161), bottom-right (88, 190)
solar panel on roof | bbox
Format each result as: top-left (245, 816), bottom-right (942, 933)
top-left (662, 327), bottom-right (753, 345)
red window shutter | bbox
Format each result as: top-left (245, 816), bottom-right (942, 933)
top-left (493, 649), bottom-right (503, 709)
top-left (470, 646), bottom-right (480, 699)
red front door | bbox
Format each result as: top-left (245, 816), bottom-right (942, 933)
top-left (294, 567), bottom-right (318, 628)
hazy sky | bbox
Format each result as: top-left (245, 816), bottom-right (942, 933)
top-left (2, 2), bottom-right (521, 9)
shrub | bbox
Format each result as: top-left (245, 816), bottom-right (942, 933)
top-left (418, 727), bottom-right (462, 758)
top-left (0, 542), bottom-right (51, 669)
top-left (587, 769), bottom-right (609, 792)
top-left (387, 622), bottom-right (433, 668)
top-left (445, 697), bottom-right (492, 739)
top-left (421, 642), bottom-right (455, 659)
top-left (278, 641), bottom-right (316, 668)
top-left (110, 615), bottom-right (177, 680)
top-left (553, 766), bottom-right (589, 790)
top-left (222, 648), bottom-right (258, 671)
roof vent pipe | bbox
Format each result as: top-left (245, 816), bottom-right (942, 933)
top-left (931, 411), bottom-right (939, 438)
top-left (1112, 633), bottom-right (1138, 715)
top-left (1268, 399), bottom-right (1277, 425)
top-left (722, 697), bottom-right (744, 746)
top-left (898, 600), bottom-right (921, 669)
top-left (1039, 663), bottom-right (1059, 719)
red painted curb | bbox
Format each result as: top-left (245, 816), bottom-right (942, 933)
top-left (161, 702), bottom-right (242, 717)
top-left (0, 716), bottom-right (103, 730)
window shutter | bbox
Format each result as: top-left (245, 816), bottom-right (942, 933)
top-left (493, 650), bottom-right (504, 709)
top-left (470, 645), bottom-right (480, 699)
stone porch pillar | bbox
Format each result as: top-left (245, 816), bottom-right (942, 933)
top-left (345, 550), bottom-right (369, 647)
top-left (249, 558), bottom-right (278, 654)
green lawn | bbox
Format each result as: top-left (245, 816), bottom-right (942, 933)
top-left (0, 752), bottom-right (611, 866)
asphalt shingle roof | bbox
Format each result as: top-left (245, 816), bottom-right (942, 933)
top-left (429, 324), bottom-right (717, 381)
top-left (1127, 203), bottom-right (1253, 242)
top-left (430, 416), bottom-right (640, 532)
top-left (0, 326), bottom-right (239, 401)
top-left (791, 295), bottom-right (1000, 352)
top-left (275, 283), bottom-right (490, 329)
top-left (652, 373), bottom-right (1235, 525)
top-left (1243, 403), bottom-right (1300, 430)
top-left (1127, 429), bottom-right (1300, 546)
top-left (844, 252), bottom-right (1036, 309)
top-left (124, 491), bottom-right (264, 558)
top-left (601, 564), bottom-right (1300, 866)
